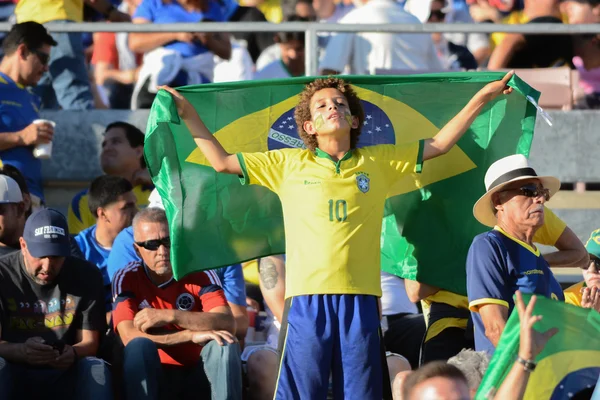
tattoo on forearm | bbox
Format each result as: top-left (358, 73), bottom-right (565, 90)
top-left (259, 259), bottom-right (279, 290)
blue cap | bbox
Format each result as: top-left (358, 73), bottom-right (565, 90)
top-left (23, 208), bottom-right (70, 258)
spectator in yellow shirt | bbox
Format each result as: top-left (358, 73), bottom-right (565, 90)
top-left (564, 229), bottom-right (600, 312)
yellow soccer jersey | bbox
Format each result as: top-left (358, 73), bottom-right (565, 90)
top-left (238, 142), bottom-right (423, 298)
top-left (67, 184), bottom-right (152, 234)
top-left (564, 281), bottom-right (585, 307)
top-left (16, 0), bottom-right (84, 24)
top-left (532, 206), bottom-right (567, 246)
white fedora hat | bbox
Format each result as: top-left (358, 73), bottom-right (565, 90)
top-left (473, 154), bottom-right (561, 227)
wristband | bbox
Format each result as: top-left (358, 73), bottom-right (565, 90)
top-left (516, 356), bottom-right (536, 372)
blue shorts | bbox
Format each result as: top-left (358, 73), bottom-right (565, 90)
top-left (275, 294), bottom-right (385, 400)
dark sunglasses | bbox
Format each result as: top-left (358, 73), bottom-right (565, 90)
top-left (501, 183), bottom-right (551, 201)
top-left (428, 10), bottom-right (446, 20)
top-left (135, 237), bottom-right (171, 251)
top-left (591, 258), bottom-right (600, 269)
top-left (31, 48), bottom-right (50, 66)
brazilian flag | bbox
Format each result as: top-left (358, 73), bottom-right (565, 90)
top-left (477, 294), bottom-right (600, 399)
top-left (145, 72), bottom-right (538, 294)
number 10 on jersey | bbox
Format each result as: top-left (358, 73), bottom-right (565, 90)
top-left (328, 199), bottom-right (347, 222)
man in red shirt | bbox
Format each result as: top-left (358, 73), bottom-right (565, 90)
top-left (112, 207), bottom-right (242, 399)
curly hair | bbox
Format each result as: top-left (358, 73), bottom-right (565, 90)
top-left (294, 77), bottom-right (364, 152)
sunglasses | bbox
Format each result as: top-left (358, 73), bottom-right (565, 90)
top-left (31, 48), bottom-right (50, 66)
top-left (135, 237), bottom-right (171, 251)
top-left (500, 183), bottom-right (551, 201)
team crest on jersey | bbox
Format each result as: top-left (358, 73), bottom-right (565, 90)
top-left (356, 174), bottom-right (370, 193)
top-left (176, 293), bottom-right (195, 311)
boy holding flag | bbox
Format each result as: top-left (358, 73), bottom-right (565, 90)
top-left (160, 72), bottom-right (513, 399)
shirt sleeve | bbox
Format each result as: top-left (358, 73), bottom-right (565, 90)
top-left (563, 283), bottom-right (583, 307)
top-left (193, 273), bottom-right (229, 312)
top-left (112, 269), bottom-right (139, 331)
top-left (222, 264), bottom-right (247, 306)
top-left (467, 235), bottom-right (511, 312)
top-left (364, 141), bottom-right (424, 187)
top-left (532, 207), bottom-right (567, 246)
top-left (237, 150), bottom-right (288, 193)
top-left (107, 228), bottom-right (141, 283)
top-left (133, 0), bottom-right (156, 21)
top-left (91, 32), bottom-right (118, 67)
top-left (77, 262), bottom-right (107, 332)
top-left (319, 32), bottom-right (354, 73)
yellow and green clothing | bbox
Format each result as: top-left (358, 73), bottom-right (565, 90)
top-left (564, 281), bottom-right (586, 307)
top-left (238, 141), bottom-right (423, 298)
top-left (421, 207), bottom-right (567, 362)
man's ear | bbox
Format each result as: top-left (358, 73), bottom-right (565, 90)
top-left (17, 43), bottom-right (28, 61)
top-left (492, 193), bottom-right (503, 213)
top-left (19, 237), bottom-right (26, 251)
top-left (134, 145), bottom-right (144, 160)
top-left (133, 243), bottom-right (142, 258)
top-left (97, 207), bottom-right (106, 221)
top-left (303, 120), bottom-right (317, 136)
top-left (351, 115), bottom-right (359, 129)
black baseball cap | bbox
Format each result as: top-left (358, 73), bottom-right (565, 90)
top-left (23, 209), bottom-right (70, 258)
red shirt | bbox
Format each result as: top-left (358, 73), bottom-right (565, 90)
top-left (112, 262), bottom-right (228, 366)
top-left (91, 32), bottom-right (119, 68)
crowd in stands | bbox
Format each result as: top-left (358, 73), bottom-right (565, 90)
top-left (0, 1), bottom-right (600, 399)
top-left (0, 0), bottom-right (599, 109)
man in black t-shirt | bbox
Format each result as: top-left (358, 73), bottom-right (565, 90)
top-left (0, 209), bottom-right (111, 400)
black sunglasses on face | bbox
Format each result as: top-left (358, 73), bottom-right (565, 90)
top-left (501, 183), bottom-right (551, 201)
top-left (135, 237), bottom-right (171, 251)
top-left (31, 48), bottom-right (50, 66)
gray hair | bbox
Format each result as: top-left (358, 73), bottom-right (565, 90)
top-left (132, 208), bottom-right (168, 239)
top-left (447, 349), bottom-right (491, 390)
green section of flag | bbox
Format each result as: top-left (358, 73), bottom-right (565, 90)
top-left (476, 295), bottom-right (600, 400)
top-left (145, 73), bottom-right (539, 293)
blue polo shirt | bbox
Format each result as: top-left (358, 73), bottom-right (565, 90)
top-left (133, 0), bottom-right (235, 58)
top-left (75, 225), bottom-right (112, 311)
top-left (0, 72), bottom-right (43, 200)
top-left (466, 227), bottom-right (564, 354)
top-left (107, 226), bottom-right (246, 306)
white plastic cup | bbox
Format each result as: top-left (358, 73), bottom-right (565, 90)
top-left (32, 119), bottom-right (55, 159)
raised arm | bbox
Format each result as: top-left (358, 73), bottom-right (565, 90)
top-left (493, 292), bottom-right (558, 400)
top-left (423, 71), bottom-right (514, 161)
top-left (160, 86), bottom-right (242, 175)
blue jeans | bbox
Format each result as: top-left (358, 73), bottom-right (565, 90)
top-left (0, 356), bottom-right (113, 400)
top-left (123, 337), bottom-right (242, 400)
top-left (34, 20), bottom-right (94, 110)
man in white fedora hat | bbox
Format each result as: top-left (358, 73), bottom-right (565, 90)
top-left (466, 154), bottom-right (576, 355)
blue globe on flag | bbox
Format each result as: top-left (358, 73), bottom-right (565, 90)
top-left (267, 100), bottom-right (396, 151)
